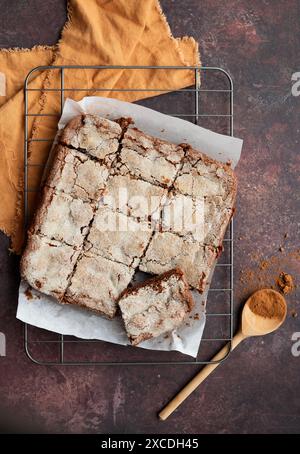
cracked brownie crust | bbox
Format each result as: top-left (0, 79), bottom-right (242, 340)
top-left (116, 127), bottom-right (184, 188)
top-left (60, 114), bottom-right (122, 163)
top-left (118, 268), bottom-right (194, 345)
top-left (21, 113), bottom-right (237, 319)
top-left (29, 187), bottom-right (95, 247)
top-left (102, 174), bottom-right (167, 221)
top-left (20, 234), bottom-right (80, 299)
top-left (139, 231), bottom-right (216, 290)
top-left (65, 252), bottom-right (134, 319)
top-left (86, 206), bottom-right (152, 267)
top-left (45, 145), bottom-right (109, 201)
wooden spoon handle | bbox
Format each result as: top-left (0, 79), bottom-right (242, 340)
top-left (159, 331), bottom-right (246, 421)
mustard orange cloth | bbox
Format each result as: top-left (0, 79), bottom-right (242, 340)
top-left (0, 0), bottom-right (200, 253)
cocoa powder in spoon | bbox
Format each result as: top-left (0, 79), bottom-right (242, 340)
top-left (248, 289), bottom-right (286, 320)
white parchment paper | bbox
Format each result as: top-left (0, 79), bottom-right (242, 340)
top-left (17, 96), bottom-right (243, 357)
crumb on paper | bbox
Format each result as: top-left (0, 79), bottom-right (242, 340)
top-left (25, 287), bottom-right (34, 300)
top-left (193, 313), bottom-right (200, 320)
top-left (291, 309), bottom-right (298, 318)
top-left (279, 246), bottom-right (284, 252)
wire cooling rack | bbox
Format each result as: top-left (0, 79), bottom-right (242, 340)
top-left (23, 66), bottom-right (234, 366)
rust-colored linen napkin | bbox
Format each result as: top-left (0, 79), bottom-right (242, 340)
top-left (0, 0), bottom-right (200, 253)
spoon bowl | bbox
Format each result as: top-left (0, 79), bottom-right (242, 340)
top-left (242, 288), bottom-right (287, 337)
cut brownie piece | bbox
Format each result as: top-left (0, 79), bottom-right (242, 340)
top-left (30, 188), bottom-right (94, 247)
top-left (102, 175), bottom-right (167, 221)
top-left (161, 192), bottom-right (233, 247)
top-left (116, 127), bottom-right (185, 188)
top-left (45, 144), bottom-right (109, 201)
top-left (64, 252), bottom-right (135, 318)
top-left (174, 147), bottom-right (236, 206)
top-left (118, 268), bottom-right (194, 346)
top-left (60, 114), bottom-right (122, 163)
top-left (203, 195), bottom-right (234, 247)
top-left (20, 234), bottom-right (80, 299)
top-left (161, 192), bottom-right (205, 242)
top-left (86, 205), bottom-right (153, 267)
top-left (139, 232), bottom-right (216, 291)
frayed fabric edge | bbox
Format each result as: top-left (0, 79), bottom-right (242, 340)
top-left (0, 44), bottom-right (55, 54)
top-left (177, 36), bottom-right (201, 66)
top-left (155, 0), bottom-right (201, 67)
top-left (9, 2), bottom-right (75, 254)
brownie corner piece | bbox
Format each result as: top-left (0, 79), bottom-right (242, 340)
top-left (60, 114), bottom-right (122, 162)
top-left (175, 146), bottom-right (237, 204)
top-left (118, 268), bottom-right (194, 346)
top-left (45, 143), bottom-right (109, 201)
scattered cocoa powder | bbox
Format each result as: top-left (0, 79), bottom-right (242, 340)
top-left (239, 246), bottom-right (298, 297)
top-left (276, 272), bottom-right (294, 294)
top-left (259, 260), bottom-right (270, 270)
top-left (239, 269), bottom-right (255, 283)
top-left (248, 289), bottom-right (286, 320)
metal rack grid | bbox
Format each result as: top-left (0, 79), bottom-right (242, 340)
top-left (23, 65), bottom-right (234, 366)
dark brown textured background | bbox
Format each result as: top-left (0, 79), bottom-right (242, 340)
top-left (0, 0), bottom-right (299, 434)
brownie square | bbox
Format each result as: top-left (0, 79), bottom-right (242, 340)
top-left (65, 252), bottom-right (135, 318)
top-left (20, 234), bottom-right (80, 299)
top-left (139, 231), bottom-right (216, 291)
top-left (60, 114), bottom-right (122, 163)
top-left (102, 174), bottom-right (167, 221)
top-left (86, 205), bottom-right (152, 267)
top-left (30, 188), bottom-right (94, 247)
top-left (118, 268), bottom-right (194, 345)
top-left (46, 145), bottom-right (109, 201)
top-left (116, 127), bottom-right (184, 187)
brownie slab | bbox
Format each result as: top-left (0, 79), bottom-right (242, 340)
top-left (60, 114), bottom-right (122, 163)
top-left (118, 268), bottom-right (194, 345)
top-left (86, 205), bottom-right (152, 267)
top-left (21, 113), bottom-right (237, 318)
top-left (139, 231), bottom-right (216, 291)
top-left (20, 234), bottom-right (80, 299)
top-left (30, 188), bottom-right (94, 247)
top-left (116, 127), bottom-right (184, 187)
top-left (65, 252), bottom-right (135, 318)
top-left (46, 145), bottom-right (109, 201)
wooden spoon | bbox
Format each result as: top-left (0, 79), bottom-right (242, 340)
top-left (159, 289), bottom-right (287, 421)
